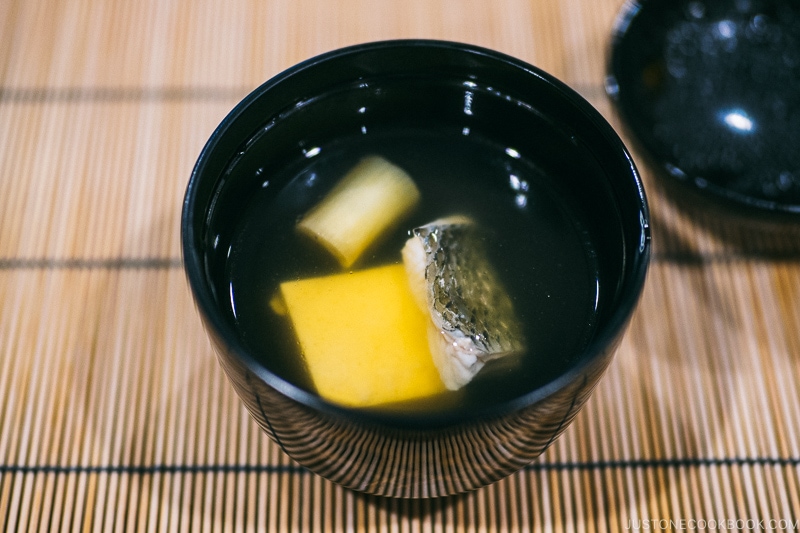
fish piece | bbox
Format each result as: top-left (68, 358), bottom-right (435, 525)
top-left (402, 215), bottom-right (526, 390)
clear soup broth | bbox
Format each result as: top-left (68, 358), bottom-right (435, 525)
top-left (225, 126), bottom-right (600, 414)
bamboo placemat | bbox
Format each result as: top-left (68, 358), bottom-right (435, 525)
top-left (2, 0), bottom-right (799, 530)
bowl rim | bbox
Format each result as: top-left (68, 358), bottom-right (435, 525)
top-left (606, 0), bottom-right (800, 221)
top-left (181, 38), bottom-right (652, 429)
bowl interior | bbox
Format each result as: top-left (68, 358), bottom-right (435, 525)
top-left (183, 40), bottom-right (650, 422)
top-left (608, 0), bottom-right (800, 220)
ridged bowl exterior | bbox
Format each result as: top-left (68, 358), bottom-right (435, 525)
top-left (205, 322), bottom-right (617, 498)
top-left (182, 40), bottom-right (650, 498)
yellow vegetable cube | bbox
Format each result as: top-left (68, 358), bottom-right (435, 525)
top-left (297, 156), bottom-right (420, 267)
top-left (277, 264), bottom-right (446, 408)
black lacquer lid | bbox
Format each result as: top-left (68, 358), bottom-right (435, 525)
top-left (608, 0), bottom-right (800, 224)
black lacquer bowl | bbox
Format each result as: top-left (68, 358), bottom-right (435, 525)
top-left (608, 0), bottom-right (800, 226)
top-left (182, 40), bottom-right (650, 498)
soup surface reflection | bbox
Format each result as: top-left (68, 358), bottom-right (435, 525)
top-left (226, 127), bottom-right (601, 414)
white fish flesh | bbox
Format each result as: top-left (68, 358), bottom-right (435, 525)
top-left (402, 215), bottom-right (526, 390)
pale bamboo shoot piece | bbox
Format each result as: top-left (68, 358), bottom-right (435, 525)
top-left (297, 156), bottom-right (420, 267)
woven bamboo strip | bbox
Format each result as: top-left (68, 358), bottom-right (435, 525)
top-left (0, 104), bottom-right (35, 257)
top-left (0, 2), bottom-right (18, 79)
top-left (0, 100), bottom-right (236, 261)
top-left (2, 0), bottom-right (800, 530)
top-left (0, 0), bottom-right (624, 91)
top-left (4, 134), bottom-right (797, 528)
top-left (1, 2), bottom-right (53, 88)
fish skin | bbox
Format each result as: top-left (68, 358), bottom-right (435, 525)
top-left (402, 215), bottom-right (526, 390)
